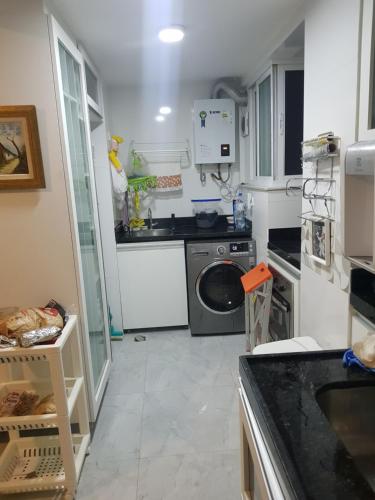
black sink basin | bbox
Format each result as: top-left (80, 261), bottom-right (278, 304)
top-left (316, 383), bottom-right (375, 490)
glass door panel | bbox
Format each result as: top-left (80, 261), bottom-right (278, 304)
top-left (258, 75), bottom-right (272, 176)
top-left (197, 262), bottom-right (245, 313)
top-left (58, 42), bottom-right (107, 390)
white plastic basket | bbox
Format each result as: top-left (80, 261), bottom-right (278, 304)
top-left (0, 435), bottom-right (84, 494)
top-left (0, 378), bottom-right (80, 431)
top-left (0, 436), bottom-right (65, 494)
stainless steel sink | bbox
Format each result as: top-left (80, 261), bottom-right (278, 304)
top-left (130, 228), bottom-right (171, 238)
top-left (316, 384), bottom-right (375, 490)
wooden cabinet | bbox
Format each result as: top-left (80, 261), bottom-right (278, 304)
top-left (117, 240), bottom-right (189, 330)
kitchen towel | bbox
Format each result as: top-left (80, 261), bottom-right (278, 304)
top-left (147, 161), bottom-right (183, 192)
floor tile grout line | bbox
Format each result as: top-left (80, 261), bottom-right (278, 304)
top-left (138, 447), bottom-right (241, 461)
top-left (136, 352), bottom-right (148, 499)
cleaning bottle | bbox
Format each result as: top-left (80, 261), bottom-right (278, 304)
top-left (233, 192), bottom-right (246, 230)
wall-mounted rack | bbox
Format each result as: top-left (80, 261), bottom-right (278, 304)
top-left (286, 177), bottom-right (306, 196)
top-left (129, 140), bottom-right (191, 167)
top-left (297, 132), bottom-right (341, 222)
top-left (302, 132), bottom-right (340, 162)
top-left (299, 210), bottom-right (335, 223)
top-left (302, 177), bottom-right (335, 201)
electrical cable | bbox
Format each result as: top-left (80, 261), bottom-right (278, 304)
top-left (210, 164), bottom-right (241, 203)
top-left (210, 163), bottom-right (231, 184)
top-left (220, 164), bottom-right (231, 183)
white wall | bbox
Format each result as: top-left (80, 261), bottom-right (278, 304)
top-left (300, 0), bottom-right (361, 348)
top-left (106, 82), bottom-right (241, 219)
top-left (0, 0), bottom-right (79, 310)
top-left (247, 188), bottom-right (301, 264)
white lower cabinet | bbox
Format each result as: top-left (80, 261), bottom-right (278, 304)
top-left (117, 240), bottom-right (189, 330)
top-left (239, 380), bottom-right (285, 500)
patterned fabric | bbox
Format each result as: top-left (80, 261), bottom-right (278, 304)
top-left (155, 174), bottom-right (182, 191)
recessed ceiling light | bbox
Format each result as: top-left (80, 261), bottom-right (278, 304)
top-left (159, 106), bottom-right (172, 115)
top-left (158, 26), bottom-right (185, 43)
top-left (155, 115), bottom-right (165, 122)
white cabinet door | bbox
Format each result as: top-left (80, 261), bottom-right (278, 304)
top-left (117, 241), bottom-right (188, 330)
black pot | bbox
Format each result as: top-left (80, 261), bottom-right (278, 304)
top-left (195, 211), bottom-right (219, 229)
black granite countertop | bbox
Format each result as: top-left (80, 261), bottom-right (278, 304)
top-left (116, 215), bottom-right (252, 244)
top-left (268, 227), bottom-right (301, 270)
top-left (239, 350), bottom-right (375, 499)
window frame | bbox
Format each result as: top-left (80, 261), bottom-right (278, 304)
top-left (275, 64), bottom-right (304, 181)
top-left (255, 67), bottom-right (274, 179)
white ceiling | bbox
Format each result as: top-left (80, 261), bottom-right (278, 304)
top-left (51, 0), bottom-right (304, 87)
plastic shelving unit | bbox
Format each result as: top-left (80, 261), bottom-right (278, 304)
top-left (0, 316), bottom-right (90, 499)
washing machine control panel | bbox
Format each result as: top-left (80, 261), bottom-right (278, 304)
top-left (229, 242), bottom-right (250, 256)
top-left (217, 245), bottom-right (226, 256)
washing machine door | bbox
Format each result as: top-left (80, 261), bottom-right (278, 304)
top-left (196, 260), bottom-right (246, 314)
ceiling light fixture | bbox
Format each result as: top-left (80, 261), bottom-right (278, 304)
top-left (155, 115), bottom-right (165, 122)
top-left (159, 106), bottom-right (172, 115)
top-left (158, 26), bottom-right (185, 43)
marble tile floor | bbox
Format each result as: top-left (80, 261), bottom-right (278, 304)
top-left (2, 329), bottom-right (248, 500)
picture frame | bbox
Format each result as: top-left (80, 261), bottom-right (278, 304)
top-left (308, 217), bottom-right (331, 266)
top-left (0, 105), bottom-right (45, 189)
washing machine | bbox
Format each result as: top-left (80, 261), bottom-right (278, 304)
top-left (186, 238), bottom-right (256, 335)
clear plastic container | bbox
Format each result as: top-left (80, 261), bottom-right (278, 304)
top-left (191, 198), bottom-right (221, 228)
top-left (191, 198), bottom-right (221, 214)
top-left (233, 192), bottom-right (246, 230)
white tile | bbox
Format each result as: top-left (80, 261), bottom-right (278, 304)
top-left (145, 348), bottom-right (234, 392)
top-left (137, 451), bottom-right (241, 500)
top-left (90, 393), bottom-right (144, 459)
top-left (72, 328), bottom-right (246, 497)
top-left (107, 355), bottom-right (147, 395)
top-left (77, 457), bottom-right (139, 500)
top-left (140, 386), bottom-right (239, 458)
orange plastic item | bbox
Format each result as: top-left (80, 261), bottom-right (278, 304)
top-left (241, 262), bottom-right (272, 294)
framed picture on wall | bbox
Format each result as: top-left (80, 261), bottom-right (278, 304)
top-left (309, 217), bottom-right (331, 266)
top-left (0, 105), bottom-right (45, 189)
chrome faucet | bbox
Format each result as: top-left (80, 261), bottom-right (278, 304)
top-left (148, 208), bottom-right (153, 229)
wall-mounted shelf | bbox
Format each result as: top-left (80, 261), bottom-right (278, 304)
top-left (302, 133), bottom-right (340, 162)
top-left (129, 140), bottom-right (191, 167)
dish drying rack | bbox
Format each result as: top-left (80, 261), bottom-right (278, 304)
top-left (0, 316), bottom-right (90, 499)
top-left (129, 140), bottom-right (191, 167)
top-left (286, 132), bottom-right (340, 221)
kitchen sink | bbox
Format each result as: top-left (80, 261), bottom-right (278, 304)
top-left (316, 383), bottom-right (375, 490)
top-left (130, 228), bottom-right (172, 238)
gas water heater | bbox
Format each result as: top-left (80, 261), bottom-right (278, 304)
top-left (193, 98), bottom-right (236, 165)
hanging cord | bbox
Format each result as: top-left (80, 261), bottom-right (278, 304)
top-left (210, 165), bottom-right (242, 203)
top-left (211, 163), bottom-right (231, 184)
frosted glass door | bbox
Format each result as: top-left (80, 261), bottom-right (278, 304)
top-left (58, 42), bottom-right (107, 390)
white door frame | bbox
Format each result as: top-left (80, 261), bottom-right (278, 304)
top-left (48, 15), bottom-right (111, 420)
top-left (359, 0), bottom-right (375, 140)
